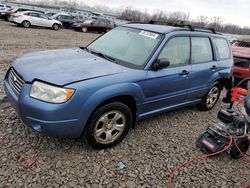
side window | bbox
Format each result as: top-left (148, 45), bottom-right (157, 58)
top-left (191, 37), bottom-right (213, 64)
top-left (214, 38), bottom-right (230, 60)
top-left (39, 14), bottom-right (48, 19)
top-left (158, 37), bottom-right (190, 67)
top-left (29, 13), bottom-right (38, 17)
top-left (93, 20), bottom-right (99, 25)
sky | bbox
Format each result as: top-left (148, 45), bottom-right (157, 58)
top-left (81, 0), bottom-right (250, 27)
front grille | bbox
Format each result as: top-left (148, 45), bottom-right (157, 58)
top-left (8, 68), bottom-right (25, 94)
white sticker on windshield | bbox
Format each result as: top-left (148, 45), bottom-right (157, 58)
top-left (139, 30), bottom-right (159, 39)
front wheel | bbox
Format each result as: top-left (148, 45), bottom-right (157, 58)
top-left (199, 82), bottom-right (221, 111)
top-left (84, 102), bottom-right (133, 149)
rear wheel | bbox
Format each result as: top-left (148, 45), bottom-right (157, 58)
top-left (200, 82), bottom-right (221, 111)
top-left (81, 27), bottom-right (87, 33)
top-left (52, 23), bottom-right (60, 30)
top-left (84, 102), bottom-right (133, 149)
top-left (22, 20), bottom-right (30, 28)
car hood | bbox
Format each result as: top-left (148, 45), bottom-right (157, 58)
top-left (12, 48), bottom-right (129, 86)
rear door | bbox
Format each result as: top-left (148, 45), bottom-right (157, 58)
top-left (27, 12), bottom-right (40, 26)
top-left (188, 36), bottom-right (218, 99)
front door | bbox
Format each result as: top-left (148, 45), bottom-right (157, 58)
top-left (140, 37), bottom-right (191, 114)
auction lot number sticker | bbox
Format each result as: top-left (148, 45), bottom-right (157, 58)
top-left (139, 30), bottom-right (159, 39)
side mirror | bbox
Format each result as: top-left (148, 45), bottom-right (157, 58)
top-left (153, 58), bottom-right (170, 70)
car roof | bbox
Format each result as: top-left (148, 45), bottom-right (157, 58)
top-left (123, 23), bottom-right (222, 36)
top-left (19, 11), bottom-right (42, 14)
top-left (55, 12), bottom-right (71, 16)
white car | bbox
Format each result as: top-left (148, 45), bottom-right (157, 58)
top-left (10, 11), bottom-right (62, 30)
top-left (0, 3), bottom-right (10, 14)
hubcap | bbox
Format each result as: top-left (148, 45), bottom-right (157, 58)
top-left (94, 111), bottom-right (126, 144)
top-left (54, 25), bottom-right (58, 30)
top-left (206, 86), bottom-right (219, 108)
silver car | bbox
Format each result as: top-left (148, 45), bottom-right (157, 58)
top-left (10, 11), bottom-right (62, 30)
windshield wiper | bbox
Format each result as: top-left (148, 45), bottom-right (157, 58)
top-left (84, 47), bottom-right (119, 63)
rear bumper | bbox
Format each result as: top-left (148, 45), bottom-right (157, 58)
top-left (4, 78), bottom-right (85, 138)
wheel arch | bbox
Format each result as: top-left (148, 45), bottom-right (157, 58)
top-left (77, 82), bottom-right (145, 136)
top-left (92, 95), bottom-right (137, 126)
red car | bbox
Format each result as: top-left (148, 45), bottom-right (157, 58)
top-left (71, 19), bottom-right (113, 33)
top-left (232, 41), bottom-right (250, 87)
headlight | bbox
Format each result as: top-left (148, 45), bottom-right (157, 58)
top-left (30, 81), bottom-right (75, 103)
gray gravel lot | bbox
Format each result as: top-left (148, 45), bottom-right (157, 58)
top-left (0, 20), bottom-right (250, 188)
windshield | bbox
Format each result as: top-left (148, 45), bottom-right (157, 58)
top-left (87, 26), bottom-right (163, 69)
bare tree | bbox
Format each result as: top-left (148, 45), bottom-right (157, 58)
top-left (195, 15), bottom-right (209, 27)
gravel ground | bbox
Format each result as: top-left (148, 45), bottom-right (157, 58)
top-left (0, 20), bottom-right (250, 188)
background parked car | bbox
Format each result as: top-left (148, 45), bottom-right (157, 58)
top-left (10, 11), bottom-right (62, 30)
top-left (72, 18), bottom-right (113, 33)
top-left (0, 4), bottom-right (11, 18)
top-left (232, 39), bottom-right (250, 87)
top-left (71, 14), bottom-right (88, 25)
top-left (1, 7), bottom-right (44, 21)
top-left (51, 13), bottom-right (74, 28)
top-left (45, 12), bottom-right (57, 17)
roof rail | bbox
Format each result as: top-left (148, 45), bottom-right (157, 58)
top-left (148, 20), bottom-right (217, 34)
top-left (127, 20), bottom-right (217, 34)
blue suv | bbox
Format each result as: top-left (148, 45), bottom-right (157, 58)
top-left (4, 23), bottom-right (233, 149)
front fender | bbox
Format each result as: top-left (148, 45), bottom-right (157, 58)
top-left (79, 83), bottom-right (145, 131)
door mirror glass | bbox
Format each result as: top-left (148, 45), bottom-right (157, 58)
top-left (153, 58), bottom-right (170, 70)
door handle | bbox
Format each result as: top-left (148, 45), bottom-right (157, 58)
top-left (179, 70), bottom-right (189, 76)
top-left (210, 65), bottom-right (217, 70)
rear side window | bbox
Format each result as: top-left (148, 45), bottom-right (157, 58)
top-left (214, 38), bottom-right (230, 60)
top-left (159, 37), bottom-right (190, 67)
top-left (191, 37), bottom-right (213, 64)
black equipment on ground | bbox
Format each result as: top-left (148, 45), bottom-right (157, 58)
top-left (197, 82), bottom-right (250, 159)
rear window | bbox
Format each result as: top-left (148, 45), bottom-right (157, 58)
top-left (214, 38), bottom-right (230, 60)
top-left (191, 37), bottom-right (213, 64)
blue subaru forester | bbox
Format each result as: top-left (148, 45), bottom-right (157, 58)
top-left (4, 23), bottom-right (233, 149)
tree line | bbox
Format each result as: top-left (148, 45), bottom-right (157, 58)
top-left (14, 0), bottom-right (250, 35)
top-left (118, 7), bottom-right (250, 35)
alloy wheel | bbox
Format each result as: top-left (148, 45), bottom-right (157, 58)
top-left (94, 110), bottom-right (126, 144)
top-left (206, 86), bottom-right (219, 108)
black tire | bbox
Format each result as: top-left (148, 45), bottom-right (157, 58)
top-left (22, 20), bottom-right (31, 28)
top-left (52, 23), bottom-right (60, 31)
top-left (230, 137), bottom-right (250, 159)
top-left (84, 102), bottom-right (133, 149)
top-left (199, 82), bottom-right (221, 111)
